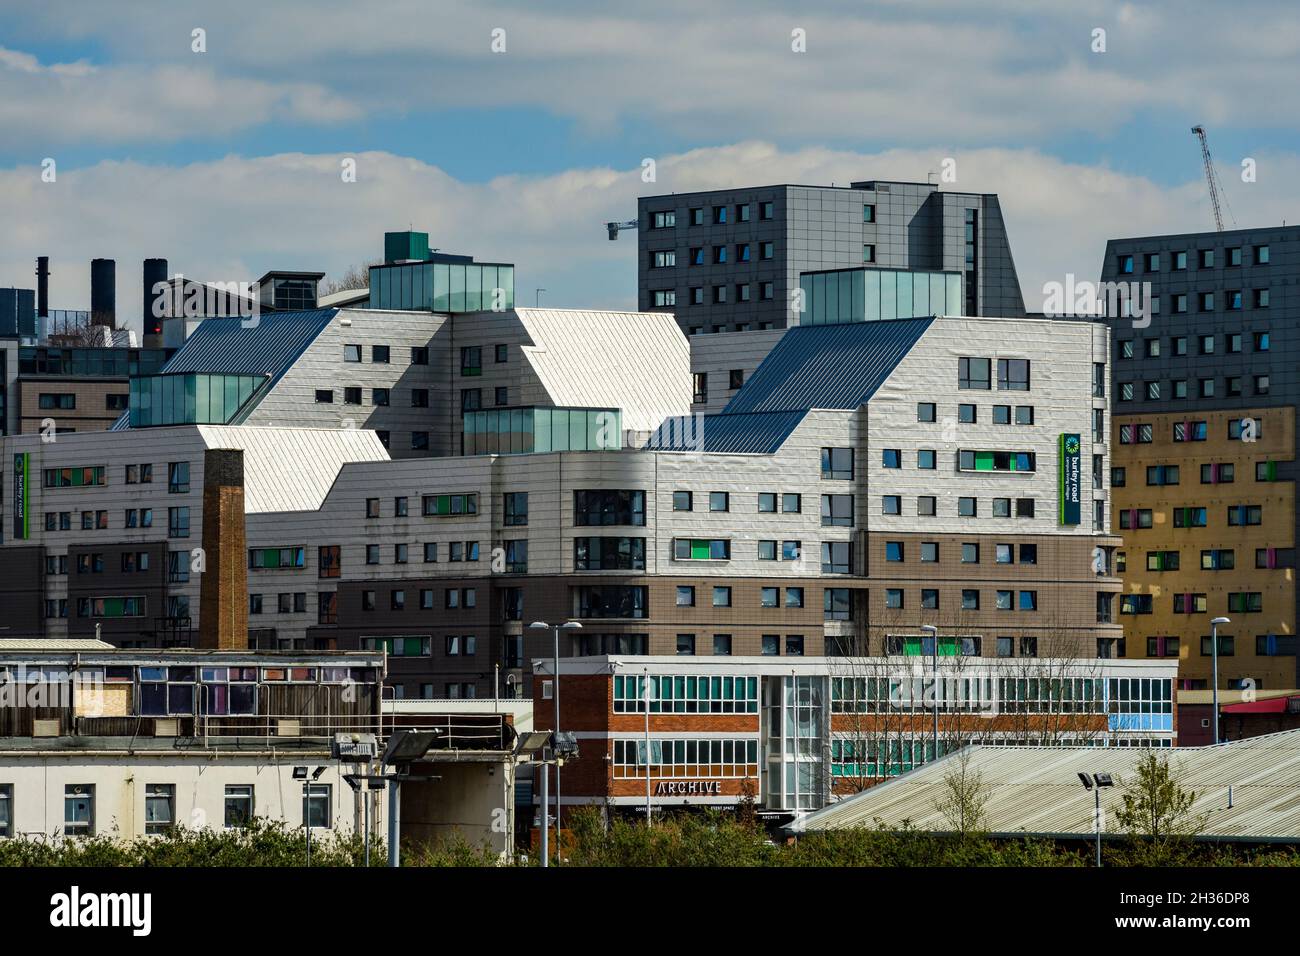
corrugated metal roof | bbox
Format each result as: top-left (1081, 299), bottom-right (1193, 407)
top-left (197, 425), bottom-right (389, 513)
top-left (0, 638), bottom-right (115, 651)
top-left (724, 317), bottom-right (932, 414)
top-left (645, 410), bottom-right (807, 454)
top-left (514, 309), bottom-right (691, 433)
top-left (789, 730), bottom-right (1300, 842)
top-left (162, 309), bottom-right (337, 377)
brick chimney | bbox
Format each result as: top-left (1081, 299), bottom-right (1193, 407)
top-left (198, 448), bottom-right (248, 649)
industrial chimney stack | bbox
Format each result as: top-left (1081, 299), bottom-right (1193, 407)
top-left (90, 258), bottom-right (116, 329)
top-left (143, 258), bottom-right (168, 348)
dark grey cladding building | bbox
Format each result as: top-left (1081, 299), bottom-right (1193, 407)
top-left (637, 180), bottom-right (1026, 335)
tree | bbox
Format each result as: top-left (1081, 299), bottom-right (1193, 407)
top-left (931, 748), bottom-right (990, 839)
top-left (1114, 752), bottom-right (1205, 864)
top-left (324, 262), bottom-right (379, 296)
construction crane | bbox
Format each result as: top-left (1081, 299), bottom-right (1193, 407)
top-left (1191, 125), bottom-right (1235, 232)
top-left (605, 220), bottom-right (638, 240)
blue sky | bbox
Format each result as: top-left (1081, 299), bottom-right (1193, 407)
top-left (2, 0), bottom-right (1299, 325)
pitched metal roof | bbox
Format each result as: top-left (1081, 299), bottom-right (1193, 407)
top-left (161, 309), bottom-right (338, 378)
top-left (788, 730), bottom-right (1300, 843)
top-left (514, 309), bottom-right (692, 433)
top-left (723, 317), bottom-right (932, 414)
top-left (196, 425), bottom-right (389, 513)
top-left (644, 410), bottom-right (807, 455)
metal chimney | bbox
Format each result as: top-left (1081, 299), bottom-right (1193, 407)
top-left (35, 257), bottom-right (49, 317)
top-left (143, 258), bottom-right (168, 345)
top-left (90, 258), bottom-right (116, 329)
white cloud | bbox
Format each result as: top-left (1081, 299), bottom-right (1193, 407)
top-left (3, 1), bottom-right (1300, 146)
top-left (2, 142), bottom-right (1294, 330)
top-left (0, 46), bottom-right (358, 142)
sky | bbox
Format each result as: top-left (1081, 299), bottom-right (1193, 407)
top-left (2, 0), bottom-right (1299, 329)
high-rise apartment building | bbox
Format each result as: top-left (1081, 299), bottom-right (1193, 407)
top-left (1101, 226), bottom-right (1299, 689)
top-left (637, 180), bottom-right (1025, 335)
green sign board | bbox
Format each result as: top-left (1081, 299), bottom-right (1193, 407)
top-left (1058, 433), bottom-right (1081, 526)
top-left (12, 453), bottom-right (29, 540)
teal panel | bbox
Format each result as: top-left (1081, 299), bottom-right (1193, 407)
top-left (913, 272), bottom-right (929, 314)
top-left (450, 265), bottom-right (466, 312)
top-left (930, 273), bottom-right (946, 314)
top-left (865, 269), bottom-right (881, 321)
top-left (534, 408), bottom-right (552, 453)
top-left (433, 263), bottom-right (450, 312)
top-left (466, 265), bottom-right (482, 312)
top-left (881, 269), bottom-right (897, 320)
top-left (897, 270), bottom-right (913, 316)
top-left (948, 273), bottom-right (962, 314)
top-left (569, 408), bottom-right (585, 450)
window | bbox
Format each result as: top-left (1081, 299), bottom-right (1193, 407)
top-left (821, 448), bottom-right (854, 480)
top-left (916, 449), bottom-right (936, 470)
top-left (305, 784), bottom-right (332, 829)
top-left (758, 492), bottom-right (777, 513)
top-left (145, 784), bottom-right (175, 835)
top-left (1199, 249), bottom-right (1214, 269)
top-left (224, 785), bottom-right (254, 829)
top-left (65, 785), bottom-right (94, 837)
top-left (692, 372), bottom-right (708, 404)
top-left (424, 493), bottom-right (478, 517)
top-left (821, 494), bottom-right (854, 527)
top-left (1201, 635), bottom-right (1235, 657)
top-left (920, 542), bottom-right (938, 563)
top-left (318, 545), bottom-right (340, 578)
top-left (712, 586), bottom-right (732, 608)
top-left (676, 634), bottom-right (696, 656)
top-left (762, 634), bottom-right (779, 655)
top-left (824, 589), bottom-right (851, 621)
top-left (882, 496), bottom-right (901, 515)
top-left (343, 344), bottom-right (361, 363)
top-left (885, 589), bottom-right (903, 609)
top-left (821, 541), bottom-right (852, 574)
top-left (729, 368), bottom-right (744, 390)
top-left (959, 404), bottom-right (976, 424)
top-left (760, 241), bottom-right (774, 260)
top-left (760, 201), bottom-right (774, 220)
top-left (709, 491), bottom-right (729, 512)
top-left (1255, 244), bottom-right (1270, 264)
top-left (997, 358), bottom-right (1030, 391)
top-left (959, 357), bottom-right (991, 390)
top-left (168, 461), bottom-right (190, 493)
top-left (921, 589), bottom-right (939, 610)
top-left (917, 402), bottom-right (936, 423)
top-left (862, 244), bottom-right (875, 263)
top-left (1019, 591), bottom-right (1038, 611)
top-left (961, 543), bottom-right (979, 564)
top-left (676, 586), bottom-right (695, 607)
top-left (411, 346), bottom-right (429, 365)
top-left (714, 634), bottom-right (733, 655)
top-left (785, 635), bottom-right (805, 656)
top-left (962, 590), bottom-right (980, 610)
top-left (460, 346), bottom-right (481, 376)
top-left (503, 492), bottom-right (528, 526)
top-left (882, 448), bottom-right (901, 469)
top-left (761, 587), bottom-right (779, 609)
top-left (168, 506), bottom-right (190, 538)
top-left (958, 497), bottom-right (977, 517)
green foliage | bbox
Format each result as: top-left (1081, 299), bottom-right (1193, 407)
top-left (0, 819), bottom-right (383, 868)
top-left (1113, 752), bottom-right (1206, 866)
top-left (5, 803), bottom-right (1300, 867)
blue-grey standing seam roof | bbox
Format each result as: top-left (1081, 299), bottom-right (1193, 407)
top-left (160, 309), bottom-right (338, 378)
top-left (722, 317), bottom-right (933, 414)
top-left (644, 409), bottom-right (808, 455)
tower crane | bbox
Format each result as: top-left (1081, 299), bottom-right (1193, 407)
top-left (605, 220), bottom-right (638, 240)
top-left (1191, 125), bottom-right (1236, 232)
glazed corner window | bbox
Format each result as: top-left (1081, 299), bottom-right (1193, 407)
top-left (460, 346), bottom-right (482, 376)
top-left (821, 447), bottom-right (854, 480)
top-left (343, 343), bottom-right (361, 363)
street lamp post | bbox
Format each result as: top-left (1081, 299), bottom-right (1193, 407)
top-left (1210, 616), bottom-right (1231, 744)
top-left (643, 671), bottom-right (655, 826)
top-left (920, 624), bottom-right (939, 762)
top-left (1078, 772), bottom-right (1114, 867)
top-left (529, 620), bottom-right (582, 858)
